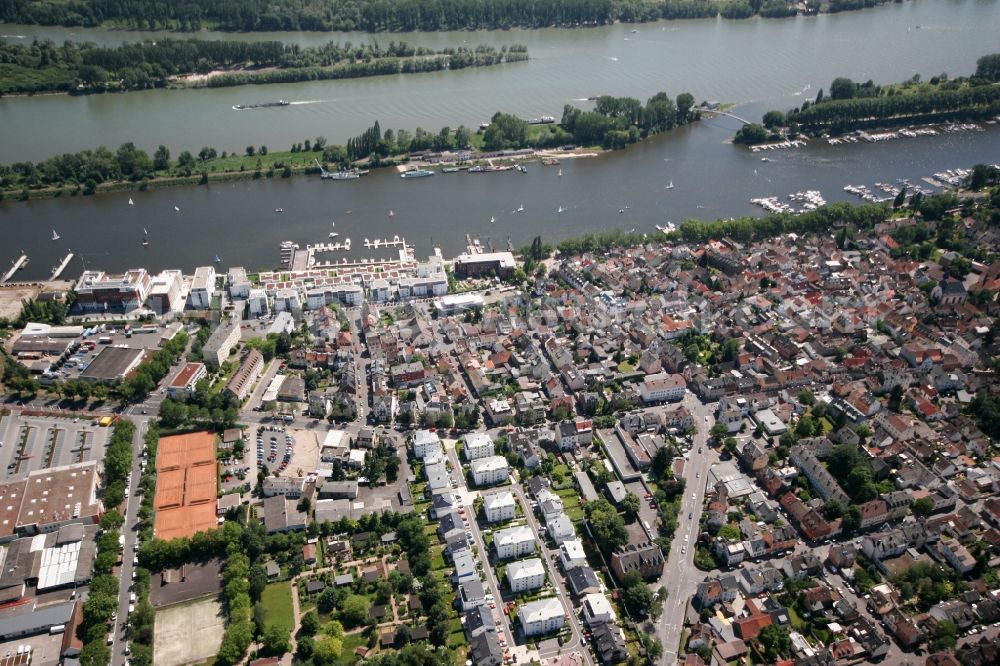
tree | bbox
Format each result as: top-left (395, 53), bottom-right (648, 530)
top-left (911, 497), bottom-right (935, 518)
top-left (930, 619), bottom-right (957, 651)
top-left (621, 573), bottom-right (656, 617)
top-left (829, 77), bottom-right (856, 100)
top-left (676, 92), bottom-right (694, 122)
top-left (312, 636), bottom-right (343, 665)
top-left (340, 594), bottom-right (369, 628)
top-left (585, 499), bottom-right (628, 553)
top-left (893, 186), bottom-right (907, 209)
top-left (651, 446), bottom-right (672, 480)
top-left (757, 624), bottom-right (792, 661)
top-left (153, 145), bottom-right (170, 170)
top-left (621, 492), bottom-right (641, 519)
top-left (841, 505), bottom-right (862, 533)
top-left (822, 499), bottom-right (845, 520)
top-left (733, 122), bottom-right (768, 145)
top-left (710, 423), bottom-right (729, 440)
top-left (317, 587), bottom-right (339, 614)
top-left (300, 611), bottom-right (320, 636)
top-left (262, 624), bottom-right (290, 656)
top-left (762, 110), bottom-right (786, 128)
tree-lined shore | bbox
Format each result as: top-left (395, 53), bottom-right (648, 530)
top-left (0, 0), bottom-right (896, 33)
top-left (0, 38), bottom-right (527, 95)
top-left (735, 53), bottom-right (1000, 144)
top-left (0, 88), bottom-right (697, 200)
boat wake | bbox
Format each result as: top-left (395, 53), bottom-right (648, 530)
top-left (792, 84), bottom-right (812, 96)
top-left (289, 99), bottom-right (331, 106)
top-left (2, 34), bottom-right (26, 39)
top-left (603, 56), bottom-right (619, 62)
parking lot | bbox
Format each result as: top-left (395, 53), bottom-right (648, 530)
top-left (254, 424), bottom-right (299, 476)
top-left (0, 411), bottom-right (110, 481)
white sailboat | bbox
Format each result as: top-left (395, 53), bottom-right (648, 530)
top-left (517, 203), bottom-right (524, 212)
top-left (51, 229), bottom-right (60, 241)
top-left (558, 168), bottom-right (562, 177)
top-left (174, 205), bottom-right (180, 211)
top-left (557, 206), bottom-right (564, 214)
top-left (665, 180), bottom-right (674, 190)
top-left (142, 228), bottom-right (149, 246)
top-left (389, 210), bottom-right (395, 218)
top-left (490, 215), bottom-right (496, 224)
top-left (128, 197), bottom-right (134, 206)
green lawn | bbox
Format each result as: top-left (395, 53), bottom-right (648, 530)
top-left (617, 361), bottom-right (636, 373)
top-left (261, 582), bottom-right (295, 634)
top-left (337, 633), bottom-right (369, 665)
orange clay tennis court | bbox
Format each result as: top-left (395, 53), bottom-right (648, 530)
top-left (154, 431), bottom-right (219, 540)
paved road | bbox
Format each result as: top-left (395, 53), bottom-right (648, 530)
top-left (110, 413), bottom-right (152, 666)
top-left (442, 440), bottom-right (518, 650)
top-left (657, 393), bottom-right (719, 665)
top-left (508, 482), bottom-right (593, 664)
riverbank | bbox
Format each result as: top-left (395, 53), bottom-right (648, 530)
top-left (0, 143), bottom-right (603, 202)
top-left (0, 0), bottom-right (896, 34)
top-left (0, 38), bottom-right (527, 96)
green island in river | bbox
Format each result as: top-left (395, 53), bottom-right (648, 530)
top-left (0, 38), bottom-right (527, 95)
top-left (0, 90), bottom-right (699, 200)
top-left (0, 0), bottom-right (893, 33)
top-left (734, 53), bottom-right (1000, 145)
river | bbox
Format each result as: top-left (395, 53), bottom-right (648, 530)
top-left (1, 1), bottom-right (999, 278)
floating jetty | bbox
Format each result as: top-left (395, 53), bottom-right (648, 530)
top-left (50, 252), bottom-right (74, 279)
top-left (363, 236), bottom-right (405, 249)
top-left (1, 254), bottom-right (28, 283)
top-left (749, 139), bottom-right (806, 153)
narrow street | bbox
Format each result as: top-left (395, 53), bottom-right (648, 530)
top-left (657, 393), bottom-right (719, 665)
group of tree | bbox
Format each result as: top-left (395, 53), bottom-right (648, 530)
top-left (620, 570), bottom-right (667, 620)
top-left (559, 90), bottom-right (698, 149)
top-left (0, 0), bottom-right (893, 33)
top-left (741, 55), bottom-right (1000, 140)
top-left (0, 37), bottom-right (525, 94)
top-left (78, 420), bottom-right (137, 665)
top-left (158, 376), bottom-right (240, 430)
top-left (584, 498), bottom-right (629, 553)
top-left (115, 329), bottom-right (188, 403)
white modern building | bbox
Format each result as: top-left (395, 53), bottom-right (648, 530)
top-left (558, 539), bottom-right (587, 571)
top-left (470, 456), bottom-right (509, 487)
top-left (274, 287), bottom-right (302, 312)
top-left (227, 267), bottom-right (251, 299)
top-left (547, 513), bottom-right (576, 545)
top-left (202, 319), bottom-right (241, 366)
top-left (494, 525), bottom-right (536, 560)
top-left (146, 269), bottom-right (185, 314)
top-left (188, 266), bottom-right (216, 309)
top-left (248, 288), bottom-right (270, 317)
top-left (506, 558), bottom-right (546, 593)
top-left (483, 490), bottom-right (516, 523)
top-left (582, 593), bottom-right (617, 627)
top-left (413, 430), bottom-right (444, 460)
top-left (464, 432), bottom-right (495, 461)
top-left (519, 597), bottom-right (565, 637)
top-left (639, 372), bottom-right (686, 403)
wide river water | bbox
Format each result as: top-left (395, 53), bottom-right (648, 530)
top-left (1, 0), bottom-right (999, 277)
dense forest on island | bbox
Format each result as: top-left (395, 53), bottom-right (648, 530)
top-left (735, 53), bottom-right (1000, 143)
top-left (0, 37), bottom-right (526, 94)
top-left (0, 0), bottom-right (893, 32)
top-left (0, 88), bottom-right (697, 197)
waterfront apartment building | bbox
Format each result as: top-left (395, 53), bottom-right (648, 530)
top-left (518, 597), bottom-right (565, 636)
top-left (188, 266), bottom-right (216, 309)
top-left (470, 456), bottom-right (509, 487)
top-left (506, 558), bottom-right (545, 593)
top-left (74, 269), bottom-right (152, 313)
top-left (248, 288), bottom-right (270, 316)
top-left (494, 525), bottom-right (536, 560)
top-left (453, 252), bottom-right (516, 280)
top-left (227, 267), bottom-right (251, 299)
top-left (146, 269), bottom-right (185, 314)
top-left (202, 319), bottom-right (241, 367)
